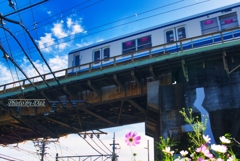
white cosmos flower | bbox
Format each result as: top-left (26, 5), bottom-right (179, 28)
top-left (216, 158), bottom-right (224, 161)
top-left (203, 135), bottom-right (211, 143)
top-left (211, 144), bottom-right (228, 153)
top-left (180, 150), bottom-right (188, 156)
top-left (219, 136), bottom-right (231, 144)
top-left (162, 147), bottom-right (174, 156)
top-left (227, 156), bottom-right (236, 161)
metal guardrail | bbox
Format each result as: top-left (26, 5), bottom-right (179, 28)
top-left (0, 27), bottom-right (240, 93)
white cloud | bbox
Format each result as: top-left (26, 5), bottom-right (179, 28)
top-left (0, 62), bottom-right (16, 85)
top-left (36, 33), bottom-right (55, 52)
top-left (36, 17), bottom-right (86, 52)
top-left (67, 18), bottom-right (73, 28)
top-left (51, 23), bottom-right (68, 39)
top-left (47, 11), bottom-right (51, 15)
top-left (76, 41), bottom-right (93, 48)
top-left (48, 55), bottom-right (68, 71)
top-left (71, 24), bottom-right (84, 34)
top-left (96, 39), bottom-right (104, 43)
top-left (57, 42), bottom-right (69, 50)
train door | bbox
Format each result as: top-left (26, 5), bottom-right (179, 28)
top-left (92, 49), bottom-right (101, 69)
top-left (93, 49), bottom-right (101, 62)
top-left (165, 26), bottom-right (186, 52)
top-left (165, 26), bottom-right (186, 42)
top-left (165, 29), bottom-right (175, 43)
top-left (176, 26), bottom-right (186, 40)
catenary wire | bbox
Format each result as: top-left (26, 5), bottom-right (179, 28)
top-left (23, 0), bottom-right (212, 52)
top-left (0, 0), bottom-right (181, 46)
top-left (0, 0), bottom-right (183, 46)
top-left (0, 0), bottom-right (210, 59)
top-left (0, 0), bottom-right (99, 42)
top-left (92, 130), bottom-right (112, 153)
top-left (85, 133), bottom-right (109, 154)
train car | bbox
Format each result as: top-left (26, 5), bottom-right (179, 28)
top-left (68, 2), bottom-right (240, 73)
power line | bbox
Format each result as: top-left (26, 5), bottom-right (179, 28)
top-left (0, 0), bottom-right (184, 49)
top-left (0, 153), bottom-right (24, 161)
top-left (0, 0), bottom-right (100, 42)
top-left (26, 0), bottom-right (211, 51)
top-left (0, 0), bottom-right (210, 59)
top-left (92, 130), bottom-right (112, 153)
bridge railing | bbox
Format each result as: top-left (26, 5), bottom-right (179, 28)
top-left (1, 27), bottom-right (240, 93)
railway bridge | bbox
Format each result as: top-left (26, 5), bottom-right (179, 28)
top-left (1, 28), bottom-right (240, 156)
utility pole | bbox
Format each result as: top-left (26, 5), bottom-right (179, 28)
top-left (110, 133), bottom-right (119, 161)
top-left (144, 140), bottom-right (150, 161)
top-left (33, 138), bottom-right (58, 161)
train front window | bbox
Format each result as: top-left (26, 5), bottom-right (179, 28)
top-left (103, 48), bottom-right (110, 59)
top-left (122, 40), bottom-right (136, 54)
top-left (166, 30), bottom-right (174, 43)
top-left (137, 35), bottom-right (152, 50)
top-left (94, 50), bottom-right (100, 61)
top-left (201, 17), bottom-right (219, 34)
top-left (177, 27), bottom-right (186, 40)
top-left (219, 12), bottom-right (238, 30)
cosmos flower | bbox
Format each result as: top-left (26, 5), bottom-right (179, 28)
top-left (196, 145), bottom-right (213, 158)
top-left (219, 136), bottom-right (231, 144)
top-left (203, 135), bottom-right (211, 143)
top-left (216, 159), bottom-right (224, 161)
top-left (227, 156), bottom-right (235, 161)
top-left (197, 158), bottom-right (208, 161)
top-left (125, 132), bottom-right (141, 146)
top-left (211, 144), bottom-right (227, 153)
top-left (162, 147), bottom-right (174, 156)
top-left (180, 150), bottom-right (189, 156)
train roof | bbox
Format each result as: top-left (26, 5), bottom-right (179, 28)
top-left (69, 2), bottom-right (240, 55)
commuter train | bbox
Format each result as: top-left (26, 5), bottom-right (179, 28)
top-left (68, 2), bottom-right (240, 72)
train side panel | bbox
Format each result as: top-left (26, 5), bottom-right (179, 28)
top-left (68, 4), bottom-right (240, 73)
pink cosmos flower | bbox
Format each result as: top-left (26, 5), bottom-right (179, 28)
top-left (196, 145), bottom-right (214, 158)
top-left (125, 132), bottom-right (141, 146)
top-left (197, 158), bottom-right (208, 161)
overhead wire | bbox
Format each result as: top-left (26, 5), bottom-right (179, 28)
top-left (55, 144), bottom-right (76, 160)
top-left (0, 0), bottom-right (98, 43)
top-left (0, 0), bottom-right (182, 47)
top-left (2, 5), bottom-right (92, 116)
top-left (28, 0), bottom-right (211, 52)
top-left (0, 153), bottom-right (24, 161)
top-left (0, 0), bottom-right (210, 59)
top-left (92, 130), bottom-right (111, 153)
top-left (85, 133), bottom-right (109, 155)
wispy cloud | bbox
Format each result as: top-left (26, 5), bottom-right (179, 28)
top-left (36, 33), bottom-right (55, 53)
top-left (47, 11), bottom-right (52, 15)
top-left (36, 17), bottom-right (85, 53)
top-left (51, 22), bottom-right (68, 39)
top-left (0, 62), bottom-right (16, 85)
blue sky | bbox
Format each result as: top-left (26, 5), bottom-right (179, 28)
top-left (0, 0), bottom-right (240, 160)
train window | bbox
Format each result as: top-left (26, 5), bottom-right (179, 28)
top-left (74, 55), bottom-right (80, 66)
top-left (177, 27), bottom-right (186, 40)
top-left (219, 12), bottom-right (238, 30)
top-left (93, 50), bottom-right (101, 61)
top-left (201, 17), bottom-right (219, 34)
top-left (103, 47), bottom-right (110, 59)
top-left (137, 35), bottom-right (152, 50)
top-left (122, 40), bottom-right (136, 54)
top-left (166, 30), bottom-right (175, 43)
